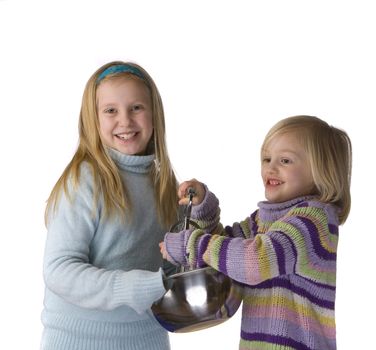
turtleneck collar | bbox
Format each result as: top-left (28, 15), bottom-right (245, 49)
top-left (257, 196), bottom-right (317, 222)
top-left (107, 148), bottom-right (155, 174)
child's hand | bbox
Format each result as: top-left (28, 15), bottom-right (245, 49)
top-left (178, 179), bottom-right (205, 206)
top-left (159, 241), bottom-right (168, 260)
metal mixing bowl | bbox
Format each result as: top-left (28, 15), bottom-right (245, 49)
top-left (151, 266), bottom-right (241, 333)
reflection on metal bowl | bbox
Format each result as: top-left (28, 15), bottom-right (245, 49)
top-left (151, 266), bottom-right (241, 333)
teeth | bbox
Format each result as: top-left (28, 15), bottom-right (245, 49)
top-left (117, 133), bottom-right (136, 141)
top-left (269, 180), bottom-right (281, 185)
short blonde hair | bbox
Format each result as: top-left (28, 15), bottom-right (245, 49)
top-left (262, 115), bottom-right (352, 224)
top-left (46, 61), bottom-right (178, 227)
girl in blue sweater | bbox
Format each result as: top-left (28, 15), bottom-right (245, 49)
top-left (41, 61), bottom-right (178, 350)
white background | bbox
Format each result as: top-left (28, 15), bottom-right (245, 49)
top-left (0, 1), bottom-right (374, 349)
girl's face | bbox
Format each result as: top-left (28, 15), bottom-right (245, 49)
top-left (97, 77), bottom-right (153, 155)
top-left (261, 132), bottom-right (315, 203)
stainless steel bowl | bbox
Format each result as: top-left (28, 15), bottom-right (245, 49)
top-left (151, 266), bottom-right (241, 333)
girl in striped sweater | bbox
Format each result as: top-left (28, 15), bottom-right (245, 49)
top-left (160, 115), bottom-right (352, 350)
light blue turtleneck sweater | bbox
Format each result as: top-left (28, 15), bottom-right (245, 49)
top-left (41, 148), bottom-right (171, 350)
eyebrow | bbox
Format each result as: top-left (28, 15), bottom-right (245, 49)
top-left (261, 148), bottom-right (302, 157)
top-left (279, 149), bottom-right (300, 155)
top-left (97, 102), bottom-right (116, 109)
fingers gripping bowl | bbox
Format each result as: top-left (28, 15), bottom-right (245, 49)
top-left (151, 189), bottom-right (241, 333)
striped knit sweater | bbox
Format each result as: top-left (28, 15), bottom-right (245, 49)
top-left (164, 188), bottom-right (339, 350)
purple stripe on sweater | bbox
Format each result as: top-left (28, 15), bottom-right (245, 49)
top-left (241, 331), bottom-right (313, 350)
top-left (250, 211), bottom-right (258, 237)
top-left (218, 238), bottom-right (230, 274)
top-left (298, 216), bottom-right (336, 261)
top-left (298, 275), bottom-right (336, 291)
top-left (241, 317), bottom-right (336, 349)
top-left (270, 236), bottom-right (286, 275)
top-left (197, 234), bottom-right (211, 267)
top-left (247, 276), bottom-right (335, 309)
top-left (328, 223), bottom-right (338, 235)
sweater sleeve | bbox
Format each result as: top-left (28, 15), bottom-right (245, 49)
top-left (43, 168), bottom-right (165, 313)
top-left (189, 185), bottom-right (222, 234)
top-left (169, 201), bottom-right (339, 286)
top-left (164, 187), bottom-right (223, 266)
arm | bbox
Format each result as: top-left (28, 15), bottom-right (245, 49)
top-left (163, 185), bottom-right (253, 266)
top-left (166, 201), bottom-right (338, 286)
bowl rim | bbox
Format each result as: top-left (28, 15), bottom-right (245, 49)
top-left (165, 266), bottom-right (217, 280)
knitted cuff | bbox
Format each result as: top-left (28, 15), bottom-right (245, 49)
top-left (113, 268), bottom-right (166, 314)
top-left (191, 185), bottom-right (219, 220)
top-left (191, 186), bottom-right (220, 233)
top-left (164, 229), bottom-right (192, 265)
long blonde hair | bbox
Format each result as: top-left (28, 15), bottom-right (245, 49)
top-left (45, 61), bottom-right (179, 227)
top-left (262, 115), bottom-right (352, 224)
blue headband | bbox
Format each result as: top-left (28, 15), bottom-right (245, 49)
top-left (96, 64), bottom-right (144, 83)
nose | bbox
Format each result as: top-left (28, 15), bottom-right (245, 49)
top-left (264, 159), bottom-right (278, 175)
top-left (118, 109), bottom-right (132, 127)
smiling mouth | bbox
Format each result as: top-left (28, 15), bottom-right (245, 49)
top-left (267, 179), bottom-right (283, 186)
top-left (116, 132), bottom-right (137, 141)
